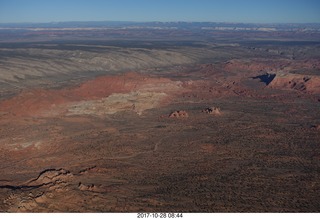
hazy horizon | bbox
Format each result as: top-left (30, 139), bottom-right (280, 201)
top-left (0, 0), bottom-right (319, 24)
top-left (1, 20), bottom-right (320, 25)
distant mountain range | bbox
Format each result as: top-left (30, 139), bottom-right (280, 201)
top-left (1, 21), bottom-right (320, 31)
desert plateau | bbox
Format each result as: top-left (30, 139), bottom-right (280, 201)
top-left (0, 22), bottom-right (320, 212)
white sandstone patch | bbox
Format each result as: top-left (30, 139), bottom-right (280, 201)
top-left (67, 91), bottom-right (167, 116)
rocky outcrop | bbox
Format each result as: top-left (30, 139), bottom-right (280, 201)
top-left (202, 107), bottom-right (221, 115)
top-left (169, 110), bottom-right (189, 118)
top-left (269, 73), bottom-right (320, 93)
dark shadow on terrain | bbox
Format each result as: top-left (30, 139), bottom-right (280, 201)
top-left (251, 73), bottom-right (276, 85)
top-left (0, 185), bottom-right (41, 191)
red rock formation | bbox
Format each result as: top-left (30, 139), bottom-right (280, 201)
top-left (0, 73), bottom-right (180, 117)
top-left (269, 74), bottom-right (320, 93)
top-left (169, 110), bottom-right (189, 118)
top-left (202, 107), bottom-right (222, 115)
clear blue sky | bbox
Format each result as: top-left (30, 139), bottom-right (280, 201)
top-left (0, 0), bottom-right (319, 23)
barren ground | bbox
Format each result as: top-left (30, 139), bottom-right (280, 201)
top-left (0, 34), bottom-right (320, 212)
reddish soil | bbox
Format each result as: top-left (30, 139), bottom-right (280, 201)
top-left (0, 73), bottom-right (182, 117)
top-left (0, 62), bottom-right (319, 212)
